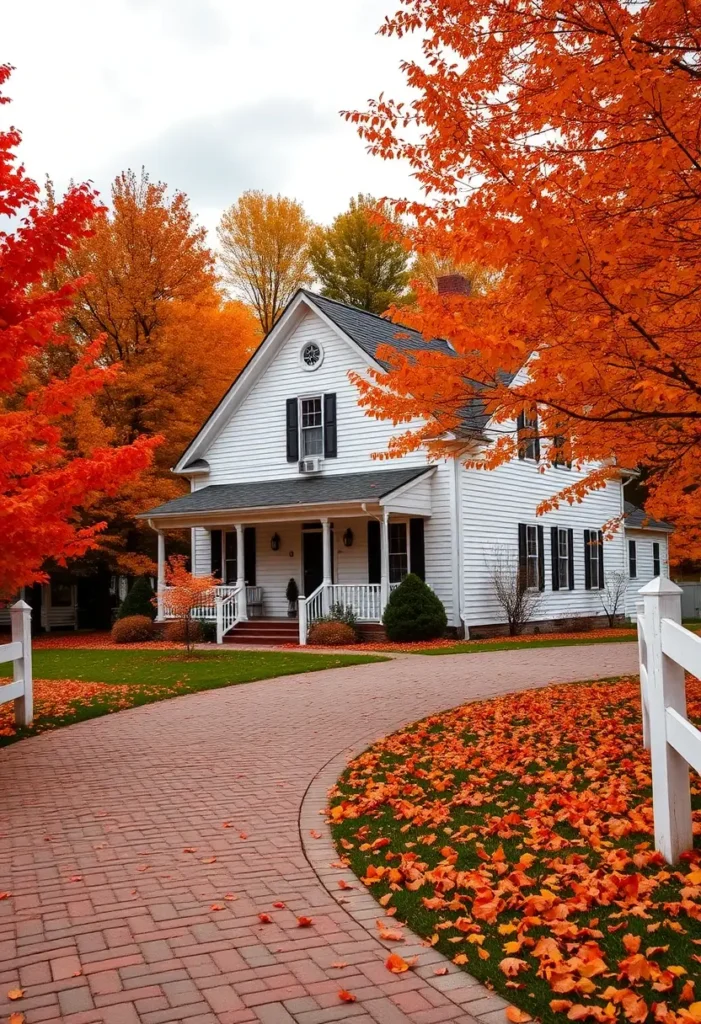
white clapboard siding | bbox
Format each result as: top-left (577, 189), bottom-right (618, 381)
top-left (624, 530), bottom-right (670, 618)
top-left (460, 447), bottom-right (626, 627)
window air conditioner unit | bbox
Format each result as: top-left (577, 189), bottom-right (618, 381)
top-left (299, 456), bottom-right (322, 474)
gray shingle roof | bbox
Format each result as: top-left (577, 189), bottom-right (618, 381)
top-left (624, 501), bottom-right (673, 532)
top-left (302, 291), bottom-right (455, 366)
top-left (303, 290), bottom-right (508, 436)
top-left (140, 467), bottom-right (432, 519)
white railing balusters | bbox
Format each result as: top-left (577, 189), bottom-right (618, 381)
top-left (637, 577), bottom-right (700, 863)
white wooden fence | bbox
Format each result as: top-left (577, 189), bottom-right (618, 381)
top-left (0, 600), bottom-right (33, 727)
top-left (636, 577), bottom-right (701, 863)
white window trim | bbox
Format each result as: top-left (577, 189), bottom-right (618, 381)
top-left (556, 527), bottom-right (569, 589)
top-left (587, 530), bottom-right (601, 589)
top-left (388, 519), bottom-right (411, 585)
top-left (628, 539), bottom-right (637, 580)
top-left (525, 524), bottom-right (540, 591)
top-left (299, 340), bottom-right (324, 371)
top-left (299, 394), bottom-right (324, 458)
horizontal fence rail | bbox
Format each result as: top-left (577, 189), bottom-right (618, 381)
top-left (0, 601), bottom-right (33, 727)
top-left (636, 578), bottom-right (701, 863)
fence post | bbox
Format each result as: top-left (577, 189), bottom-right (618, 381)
top-left (635, 599), bottom-right (650, 750)
top-left (215, 593), bottom-right (223, 646)
top-left (11, 600), bottom-right (33, 727)
top-left (298, 597), bottom-right (307, 646)
top-left (640, 576), bottom-right (692, 863)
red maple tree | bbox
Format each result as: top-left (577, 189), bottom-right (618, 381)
top-left (0, 66), bottom-right (158, 598)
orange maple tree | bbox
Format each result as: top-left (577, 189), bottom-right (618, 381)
top-left (347, 1), bottom-right (701, 557)
top-left (48, 169), bottom-right (261, 574)
top-left (0, 66), bottom-right (157, 599)
top-left (162, 555), bottom-right (218, 651)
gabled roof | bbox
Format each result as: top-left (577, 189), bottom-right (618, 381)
top-left (624, 501), bottom-right (674, 533)
top-left (140, 466), bottom-right (432, 519)
top-left (301, 291), bottom-right (455, 367)
top-left (303, 291), bottom-right (508, 437)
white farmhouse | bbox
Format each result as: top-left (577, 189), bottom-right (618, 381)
top-left (139, 283), bottom-right (671, 644)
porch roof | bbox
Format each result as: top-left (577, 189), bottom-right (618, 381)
top-left (139, 466), bottom-right (432, 521)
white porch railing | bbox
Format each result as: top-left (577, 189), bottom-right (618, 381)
top-left (0, 601), bottom-right (33, 727)
top-left (636, 577), bottom-right (701, 863)
top-left (160, 584), bottom-right (247, 643)
top-left (298, 583), bottom-right (325, 646)
top-left (327, 584), bottom-right (383, 622)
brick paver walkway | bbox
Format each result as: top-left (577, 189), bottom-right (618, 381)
top-left (0, 643), bottom-right (638, 1024)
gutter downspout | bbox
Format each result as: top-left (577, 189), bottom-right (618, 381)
top-left (452, 458), bottom-right (469, 640)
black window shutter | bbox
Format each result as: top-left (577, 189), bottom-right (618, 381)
top-left (368, 520), bottom-right (381, 584)
top-left (409, 519), bottom-right (425, 581)
top-left (534, 431), bottom-right (541, 462)
top-left (516, 412), bottom-right (525, 460)
top-left (324, 393), bottom-right (337, 458)
top-left (244, 527), bottom-right (256, 586)
top-left (211, 530), bottom-right (223, 581)
top-left (286, 398), bottom-right (299, 463)
top-left (551, 527), bottom-right (560, 591)
top-left (598, 529), bottom-right (605, 589)
top-left (537, 525), bottom-right (545, 590)
top-left (518, 523), bottom-right (527, 589)
top-left (567, 529), bottom-right (575, 590)
top-left (584, 530), bottom-right (591, 590)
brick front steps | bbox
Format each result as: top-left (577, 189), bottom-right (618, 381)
top-left (224, 617), bottom-right (300, 645)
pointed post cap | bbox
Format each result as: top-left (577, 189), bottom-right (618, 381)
top-left (11, 599), bottom-right (32, 610)
top-left (638, 577), bottom-right (682, 597)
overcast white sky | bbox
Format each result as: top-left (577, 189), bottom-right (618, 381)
top-left (4, 0), bottom-right (421, 241)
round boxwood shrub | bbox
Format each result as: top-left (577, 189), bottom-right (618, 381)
top-left (117, 576), bottom-right (156, 620)
top-left (307, 621), bottom-right (357, 646)
top-left (111, 615), bottom-right (155, 644)
top-left (382, 573), bottom-right (447, 643)
top-left (162, 618), bottom-right (204, 644)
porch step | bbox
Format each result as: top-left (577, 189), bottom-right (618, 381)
top-left (224, 618), bottom-right (299, 646)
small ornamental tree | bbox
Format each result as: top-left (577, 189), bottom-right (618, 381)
top-left (162, 555), bottom-right (217, 653)
top-left (0, 65), bottom-right (157, 599)
top-left (117, 576), bottom-right (155, 620)
top-left (599, 570), bottom-right (629, 628)
top-left (486, 547), bottom-right (544, 636)
top-left (382, 573), bottom-right (447, 643)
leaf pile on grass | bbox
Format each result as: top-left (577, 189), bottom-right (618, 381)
top-left (0, 678), bottom-right (177, 738)
top-left (330, 678), bottom-right (701, 1024)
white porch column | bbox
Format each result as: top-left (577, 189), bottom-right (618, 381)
top-left (380, 511), bottom-right (390, 614)
top-left (235, 523), bottom-right (248, 620)
top-left (321, 517), bottom-right (332, 614)
top-left (156, 530), bottom-right (166, 621)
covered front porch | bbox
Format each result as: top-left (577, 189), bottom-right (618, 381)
top-left (139, 466), bottom-right (434, 644)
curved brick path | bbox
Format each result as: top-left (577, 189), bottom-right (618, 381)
top-left (0, 643), bottom-right (638, 1024)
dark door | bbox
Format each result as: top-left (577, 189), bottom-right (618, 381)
top-left (303, 531), bottom-right (324, 597)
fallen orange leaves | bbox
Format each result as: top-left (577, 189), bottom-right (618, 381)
top-left (385, 953), bottom-right (411, 973)
top-left (332, 677), bottom-right (701, 1024)
top-left (338, 989), bottom-right (356, 1002)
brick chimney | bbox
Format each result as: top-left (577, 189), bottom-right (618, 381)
top-left (437, 273), bottom-right (471, 297)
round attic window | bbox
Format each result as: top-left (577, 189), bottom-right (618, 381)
top-left (300, 341), bottom-right (323, 370)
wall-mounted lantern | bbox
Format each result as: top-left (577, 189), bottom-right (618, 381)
top-left (271, 532), bottom-right (281, 551)
top-left (343, 528), bottom-right (354, 548)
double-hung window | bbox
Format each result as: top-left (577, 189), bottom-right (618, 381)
top-left (526, 525), bottom-right (540, 589)
top-left (585, 530), bottom-right (603, 590)
top-left (300, 396), bottom-right (323, 457)
top-left (556, 528), bottom-right (569, 589)
top-left (653, 542), bottom-right (661, 577)
top-left (389, 522), bottom-right (408, 584)
top-left (517, 408), bottom-right (540, 461)
top-left (628, 539), bottom-right (637, 579)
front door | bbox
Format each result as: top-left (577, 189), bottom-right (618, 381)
top-left (303, 531), bottom-right (324, 597)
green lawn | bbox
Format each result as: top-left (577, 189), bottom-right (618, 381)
top-left (417, 633), bottom-right (638, 655)
top-left (0, 648), bottom-right (387, 747)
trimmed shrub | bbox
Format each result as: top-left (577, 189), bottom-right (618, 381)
top-left (382, 573), bottom-right (447, 643)
top-left (117, 576), bottom-right (156, 620)
top-left (111, 615), bottom-right (155, 644)
top-left (307, 620), bottom-right (357, 646)
top-left (162, 618), bottom-right (204, 645)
